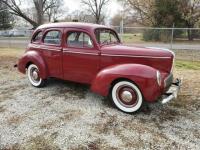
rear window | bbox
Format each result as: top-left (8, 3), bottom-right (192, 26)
top-left (32, 31), bottom-right (42, 43)
top-left (43, 30), bottom-right (61, 45)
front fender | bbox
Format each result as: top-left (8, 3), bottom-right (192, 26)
top-left (17, 51), bottom-right (48, 79)
top-left (91, 64), bottom-right (162, 102)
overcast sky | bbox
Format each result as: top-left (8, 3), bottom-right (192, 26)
top-left (63, 0), bottom-right (122, 17)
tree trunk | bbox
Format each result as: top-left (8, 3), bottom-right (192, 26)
top-left (187, 29), bottom-right (194, 41)
top-left (187, 23), bottom-right (194, 41)
top-left (37, 0), bottom-right (44, 25)
top-left (95, 15), bottom-right (100, 24)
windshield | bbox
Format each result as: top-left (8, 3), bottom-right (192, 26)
top-left (95, 28), bottom-right (120, 45)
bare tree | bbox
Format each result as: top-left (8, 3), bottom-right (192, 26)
top-left (0, 1), bottom-right (15, 29)
top-left (81, 0), bottom-right (110, 24)
top-left (45, 0), bottom-right (66, 22)
top-left (119, 0), bottom-right (156, 26)
top-left (179, 0), bottom-right (200, 40)
top-left (2, 0), bottom-right (62, 28)
top-left (68, 10), bottom-right (95, 23)
top-left (111, 14), bottom-right (122, 26)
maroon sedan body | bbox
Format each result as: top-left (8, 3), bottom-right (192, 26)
top-left (17, 22), bottom-right (181, 113)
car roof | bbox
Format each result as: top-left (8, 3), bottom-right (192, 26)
top-left (36, 22), bottom-right (109, 30)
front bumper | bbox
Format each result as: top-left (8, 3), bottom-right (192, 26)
top-left (161, 79), bottom-right (181, 104)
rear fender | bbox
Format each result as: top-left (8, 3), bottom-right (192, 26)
top-left (91, 64), bottom-right (161, 102)
top-left (17, 51), bottom-right (48, 79)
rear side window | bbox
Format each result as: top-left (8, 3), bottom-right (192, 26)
top-left (44, 30), bottom-right (61, 45)
top-left (32, 31), bottom-right (42, 43)
top-left (67, 31), bottom-right (93, 48)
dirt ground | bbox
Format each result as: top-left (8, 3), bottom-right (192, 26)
top-left (0, 48), bottom-right (200, 150)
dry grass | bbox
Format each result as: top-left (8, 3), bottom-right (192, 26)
top-left (0, 85), bottom-right (26, 102)
top-left (173, 49), bottom-right (200, 61)
top-left (0, 48), bottom-right (24, 57)
top-left (23, 135), bottom-right (60, 150)
top-left (39, 109), bottom-right (83, 129)
top-left (6, 115), bottom-right (26, 126)
top-left (1, 135), bottom-right (60, 150)
top-left (0, 106), bottom-right (6, 113)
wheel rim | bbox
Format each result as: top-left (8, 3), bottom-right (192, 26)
top-left (30, 67), bottom-right (40, 83)
top-left (112, 81), bottom-right (143, 113)
top-left (31, 68), bottom-right (40, 82)
top-left (116, 85), bottom-right (138, 108)
top-left (28, 64), bottom-right (42, 86)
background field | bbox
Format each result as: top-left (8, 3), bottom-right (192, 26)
top-left (0, 47), bottom-right (200, 149)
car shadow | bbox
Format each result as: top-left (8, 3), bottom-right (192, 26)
top-left (43, 78), bottom-right (182, 121)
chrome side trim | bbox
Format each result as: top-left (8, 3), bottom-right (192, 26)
top-left (40, 47), bottom-right (61, 51)
top-left (63, 50), bottom-right (99, 56)
top-left (31, 45), bottom-right (40, 49)
top-left (31, 46), bottom-right (61, 51)
top-left (101, 54), bottom-right (171, 59)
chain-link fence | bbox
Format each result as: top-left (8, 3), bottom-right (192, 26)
top-left (113, 26), bottom-right (200, 50)
top-left (0, 27), bottom-right (200, 61)
top-left (0, 29), bottom-right (32, 49)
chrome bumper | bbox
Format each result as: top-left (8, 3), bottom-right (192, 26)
top-left (161, 79), bottom-right (181, 104)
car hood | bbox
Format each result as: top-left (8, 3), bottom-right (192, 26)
top-left (101, 44), bottom-right (174, 58)
top-left (100, 44), bottom-right (175, 73)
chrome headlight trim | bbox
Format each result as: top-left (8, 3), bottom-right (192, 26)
top-left (157, 71), bottom-right (162, 86)
top-left (167, 49), bottom-right (175, 73)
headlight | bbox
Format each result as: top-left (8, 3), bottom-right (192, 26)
top-left (171, 56), bottom-right (175, 73)
top-left (170, 51), bottom-right (175, 73)
top-left (156, 71), bottom-right (161, 86)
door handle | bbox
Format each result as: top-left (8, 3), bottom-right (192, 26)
top-left (32, 45), bottom-right (40, 49)
top-left (52, 53), bottom-right (60, 57)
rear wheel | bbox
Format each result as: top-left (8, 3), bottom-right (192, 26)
top-left (111, 81), bottom-right (143, 113)
top-left (27, 64), bottom-right (46, 87)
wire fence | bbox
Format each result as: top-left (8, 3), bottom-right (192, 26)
top-left (113, 26), bottom-right (200, 51)
top-left (0, 27), bottom-right (200, 61)
top-left (0, 29), bottom-right (32, 49)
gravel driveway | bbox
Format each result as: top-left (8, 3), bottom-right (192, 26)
top-left (0, 54), bottom-right (200, 150)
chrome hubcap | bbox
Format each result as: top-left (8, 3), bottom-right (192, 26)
top-left (116, 85), bottom-right (138, 107)
top-left (121, 91), bottom-right (133, 103)
top-left (30, 67), bottom-right (40, 83)
top-left (32, 70), bottom-right (39, 80)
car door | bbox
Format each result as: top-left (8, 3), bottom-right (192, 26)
top-left (63, 28), bottom-right (100, 84)
top-left (40, 28), bottom-right (63, 78)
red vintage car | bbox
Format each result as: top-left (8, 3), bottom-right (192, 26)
top-left (17, 22), bottom-right (181, 113)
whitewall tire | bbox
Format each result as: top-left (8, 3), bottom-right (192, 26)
top-left (27, 64), bottom-right (46, 87)
top-left (111, 81), bottom-right (143, 113)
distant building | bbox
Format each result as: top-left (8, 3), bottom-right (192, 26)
top-left (0, 27), bottom-right (33, 37)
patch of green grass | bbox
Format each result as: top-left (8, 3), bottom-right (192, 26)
top-left (121, 33), bottom-right (144, 43)
top-left (176, 60), bottom-right (200, 70)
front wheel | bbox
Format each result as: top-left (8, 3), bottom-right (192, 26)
top-left (111, 81), bottom-right (143, 113)
top-left (27, 64), bottom-right (46, 87)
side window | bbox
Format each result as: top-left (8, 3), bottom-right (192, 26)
top-left (99, 31), bottom-right (118, 44)
top-left (84, 33), bottom-right (93, 48)
top-left (32, 31), bottom-right (42, 43)
top-left (67, 31), bottom-right (93, 48)
top-left (44, 30), bottom-right (61, 45)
